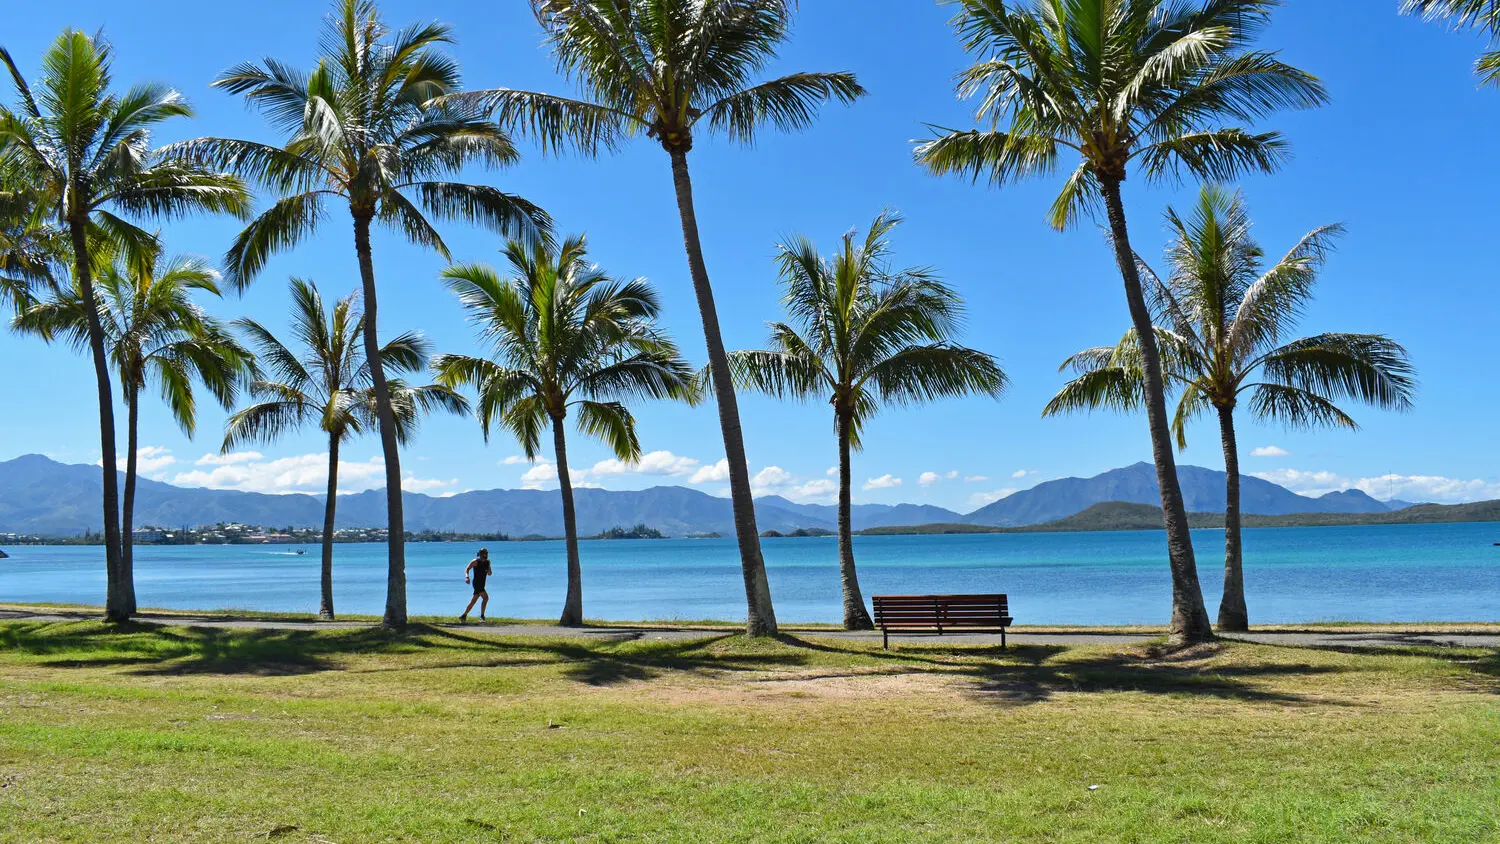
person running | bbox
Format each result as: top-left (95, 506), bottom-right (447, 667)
top-left (460, 548), bottom-right (492, 623)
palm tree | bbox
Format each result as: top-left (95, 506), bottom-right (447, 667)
top-left (223, 279), bottom-right (466, 620)
top-left (1044, 186), bottom-right (1416, 631)
top-left (1404, 1), bottom-right (1500, 83)
top-left (434, 235), bottom-right (698, 627)
top-left (168, 0), bottom-right (550, 627)
top-left (728, 211), bottom-right (1008, 630)
top-left (914, 0), bottom-right (1326, 644)
top-left (0, 32), bottom-right (250, 621)
top-left (15, 251), bottom-right (256, 615)
top-left (449, 0), bottom-right (865, 636)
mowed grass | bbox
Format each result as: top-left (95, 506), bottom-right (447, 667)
top-left (0, 621), bottom-right (1497, 842)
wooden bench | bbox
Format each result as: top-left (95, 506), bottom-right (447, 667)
top-left (871, 594), bottom-right (1013, 649)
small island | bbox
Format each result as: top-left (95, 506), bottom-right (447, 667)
top-left (594, 524), bottom-right (666, 540)
top-left (761, 527), bottom-right (836, 538)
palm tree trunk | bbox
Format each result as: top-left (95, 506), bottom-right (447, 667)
top-left (667, 148), bottom-right (777, 637)
top-left (352, 214), bottom-right (407, 629)
top-left (320, 433), bottom-right (340, 621)
top-left (553, 415), bottom-right (584, 627)
top-left (1216, 405), bottom-right (1248, 632)
top-left (1097, 180), bottom-right (1213, 645)
top-left (68, 218), bottom-right (127, 623)
top-left (836, 409), bottom-right (874, 631)
top-left (121, 386), bottom-right (140, 616)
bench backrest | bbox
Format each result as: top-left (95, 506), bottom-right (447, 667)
top-left (871, 594), bottom-right (1010, 629)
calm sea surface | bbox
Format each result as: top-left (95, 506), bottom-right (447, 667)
top-left (3, 523), bottom-right (1498, 624)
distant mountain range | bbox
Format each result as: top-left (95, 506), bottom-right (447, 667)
top-left (0, 454), bottom-right (1415, 538)
top-left (959, 462), bottom-right (1399, 527)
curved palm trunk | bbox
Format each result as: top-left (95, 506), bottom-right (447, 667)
top-left (1216, 406), bottom-right (1249, 631)
top-left (68, 219), bottom-right (128, 622)
top-left (352, 215), bottom-right (407, 629)
top-left (553, 416), bottom-right (584, 627)
top-left (1098, 180), bottom-right (1213, 645)
top-left (320, 433), bottom-right (340, 621)
top-left (121, 387), bottom-right (140, 616)
top-left (836, 410), bottom-right (874, 631)
top-left (667, 148), bottom-right (777, 637)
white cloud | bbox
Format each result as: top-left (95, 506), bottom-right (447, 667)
top-left (964, 475), bottom-right (989, 483)
top-left (196, 451), bottom-right (263, 466)
top-left (787, 479), bottom-right (838, 502)
top-left (863, 474), bottom-right (903, 491)
top-left (691, 458), bottom-right (730, 484)
top-left (1251, 446), bottom-right (1290, 458)
top-left (169, 453), bottom-right (448, 495)
top-left (918, 471), bottom-right (941, 487)
top-left (1250, 468), bottom-right (1349, 497)
top-left (826, 466), bottom-right (838, 477)
top-left (752, 466), bottom-right (794, 492)
top-left (945, 470), bottom-right (959, 480)
top-left (969, 488), bottom-right (1018, 507)
top-left (589, 449), bottom-right (700, 478)
top-left (1352, 474), bottom-right (1500, 504)
top-left (746, 466), bottom-right (839, 502)
top-left (519, 462), bottom-right (559, 490)
top-left (133, 446), bottom-right (177, 475)
top-left (500, 455), bottom-right (531, 466)
top-left (1011, 469), bottom-right (1036, 479)
top-left (1252, 468), bottom-right (1500, 504)
top-left (402, 476), bottom-right (456, 493)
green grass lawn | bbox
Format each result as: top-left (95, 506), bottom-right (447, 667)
top-left (0, 621), bottom-right (1497, 842)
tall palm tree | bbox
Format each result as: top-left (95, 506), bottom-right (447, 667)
top-left (168, 0), bottom-right (550, 627)
top-left (15, 252), bottom-right (256, 615)
top-left (449, 0), bottom-right (865, 636)
top-left (434, 235), bottom-right (698, 627)
top-left (1044, 186), bottom-right (1416, 631)
top-left (728, 211), bottom-right (1008, 630)
top-left (1404, 1), bottom-right (1500, 83)
top-left (914, 0), bottom-right (1326, 644)
top-left (223, 278), bottom-right (466, 620)
top-left (0, 32), bottom-right (250, 621)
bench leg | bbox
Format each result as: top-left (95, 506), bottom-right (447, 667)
top-left (1001, 627), bottom-right (1007, 650)
top-left (882, 628), bottom-right (889, 650)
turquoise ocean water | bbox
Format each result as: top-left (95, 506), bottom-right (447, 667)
top-left (2, 523), bottom-right (1498, 624)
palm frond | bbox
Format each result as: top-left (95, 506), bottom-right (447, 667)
top-left (1042, 366), bottom-right (1145, 417)
top-left (222, 398), bottom-right (314, 451)
top-left (224, 191), bottom-right (329, 290)
top-left (725, 348), bottom-right (826, 401)
top-left (407, 182), bottom-right (552, 246)
top-left (1256, 333), bottom-right (1416, 411)
top-left (1246, 382), bottom-right (1359, 431)
top-left (574, 399), bottom-right (639, 461)
top-left (700, 72), bottom-right (864, 144)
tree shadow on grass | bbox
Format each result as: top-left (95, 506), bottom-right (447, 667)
top-left (775, 634), bottom-right (1350, 708)
top-left (422, 626), bottom-right (816, 686)
top-left (0, 621), bottom-right (1371, 703)
top-left (0, 622), bottom-right (422, 676)
top-left (963, 653), bottom-right (1349, 707)
top-left (0, 621), bottom-right (817, 683)
top-left (1254, 640), bottom-right (1500, 694)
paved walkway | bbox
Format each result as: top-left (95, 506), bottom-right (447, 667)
top-left (3, 608), bottom-right (1498, 650)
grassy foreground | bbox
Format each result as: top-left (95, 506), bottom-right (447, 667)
top-left (0, 621), bottom-right (1497, 842)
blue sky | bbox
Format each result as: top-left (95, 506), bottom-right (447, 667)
top-left (2, 1), bottom-right (1496, 512)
